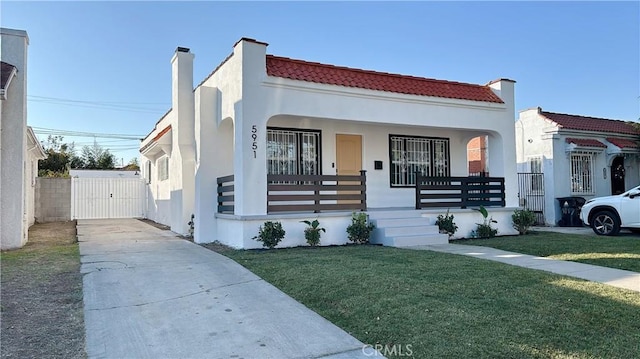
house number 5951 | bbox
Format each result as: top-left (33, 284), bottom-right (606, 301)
top-left (251, 125), bottom-right (258, 158)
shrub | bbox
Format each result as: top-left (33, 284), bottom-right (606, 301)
top-left (471, 206), bottom-right (498, 238)
top-left (512, 209), bottom-right (536, 235)
top-left (301, 219), bottom-right (325, 246)
top-left (435, 209), bottom-right (458, 239)
top-left (346, 212), bottom-right (375, 244)
top-left (253, 221), bottom-right (285, 249)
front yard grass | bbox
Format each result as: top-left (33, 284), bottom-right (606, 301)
top-left (459, 231), bottom-right (640, 272)
top-left (213, 245), bottom-right (640, 359)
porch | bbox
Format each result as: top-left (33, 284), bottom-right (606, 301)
top-left (215, 173), bottom-right (515, 248)
top-left (217, 173), bottom-right (506, 214)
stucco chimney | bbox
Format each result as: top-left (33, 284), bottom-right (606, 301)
top-left (488, 78), bottom-right (516, 120)
top-left (171, 46), bottom-right (195, 156)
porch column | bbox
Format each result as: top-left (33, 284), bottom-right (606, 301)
top-left (233, 101), bottom-right (268, 216)
top-left (488, 132), bottom-right (519, 208)
top-left (232, 38), bottom-right (269, 216)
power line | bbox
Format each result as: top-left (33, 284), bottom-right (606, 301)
top-left (32, 127), bottom-right (144, 140)
top-left (28, 95), bottom-right (168, 114)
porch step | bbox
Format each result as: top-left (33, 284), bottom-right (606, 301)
top-left (377, 234), bottom-right (449, 248)
top-left (369, 211), bottom-right (448, 248)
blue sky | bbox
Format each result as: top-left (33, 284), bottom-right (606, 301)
top-left (2, 1), bottom-right (639, 164)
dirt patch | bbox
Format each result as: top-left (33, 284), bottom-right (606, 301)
top-left (201, 241), bottom-right (237, 255)
top-left (137, 218), bottom-right (170, 231)
top-left (1, 221), bottom-right (86, 359)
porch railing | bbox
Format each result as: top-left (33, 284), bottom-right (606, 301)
top-left (267, 171), bottom-right (367, 213)
top-left (415, 175), bottom-right (505, 209)
top-left (217, 175), bottom-right (235, 214)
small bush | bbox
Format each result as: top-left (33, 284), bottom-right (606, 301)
top-left (253, 221), bottom-right (285, 249)
top-left (435, 209), bottom-right (458, 239)
top-left (512, 209), bottom-right (536, 235)
top-left (301, 219), bottom-right (325, 246)
top-left (346, 212), bottom-right (375, 244)
top-left (472, 206), bottom-right (498, 238)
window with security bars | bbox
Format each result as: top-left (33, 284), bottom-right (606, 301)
top-left (528, 156), bottom-right (543, 193)
top-left (267, 128), bottom-right (320, 178)
top-left (570, 153), bottom-right (594, 194)
top-left (389, 135), bottom-right (450, 187)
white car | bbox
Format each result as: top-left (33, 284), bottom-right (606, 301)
top-left (580, 185), bottom-right (640, 236)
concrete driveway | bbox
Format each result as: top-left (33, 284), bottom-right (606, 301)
top-left (78, 219), bottom-right (373, 359)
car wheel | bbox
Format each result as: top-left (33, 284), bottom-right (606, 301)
top-left (590, 210), bottom-right (620, 236)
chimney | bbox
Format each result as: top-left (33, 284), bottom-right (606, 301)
top-left (488, 78), bottom-right (516, 120)
top-left (171, 46), bottom-right (195, 156)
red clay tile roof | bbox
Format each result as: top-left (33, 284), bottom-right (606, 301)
top-left (266, 55), bottom-right (504, 103)
top-left (606, 137), bottom-right (639, 149)
top-left (1, 61), bottom-right (16, 90)
top-left (565, 138), bottom-right (606, 148)
top-left (541, 111), bottom-right (639, 135)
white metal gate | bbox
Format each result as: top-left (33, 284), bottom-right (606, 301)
top-left (71, 177), bottom-right (147, 219)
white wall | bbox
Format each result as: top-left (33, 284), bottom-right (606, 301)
top-left (1, 28), bottom-right (29, 249)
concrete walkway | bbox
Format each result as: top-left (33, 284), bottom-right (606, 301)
top-left (78, 219), bottom-right (374, 359)
top-left (410, 244), bottom-right (640, 292)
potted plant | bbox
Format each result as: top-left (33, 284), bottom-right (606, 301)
top-left (435, 209), bottom-right (458, 239)
top-left (301, 219), bottom-right (325, 246)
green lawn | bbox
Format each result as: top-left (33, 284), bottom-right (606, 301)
top-left (214, 245), bottom-right (640, 359)
top-left (458, 231), bottom-right (640, 272)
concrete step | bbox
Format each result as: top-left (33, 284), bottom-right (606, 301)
top-left (376, 234), bottom-right (449, 247)
top-left (367, 210), bottom-right (424, 220)
top-left (374, 217), bottom-right (429, 228)
top-left (383, 225), bottom-right (440, 237)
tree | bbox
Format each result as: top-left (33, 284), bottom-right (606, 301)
top-left (80, 144), bottom-right (116, 170)
top-left (122, 157), bottom-right (140, 171)
top-left (38, 135), bottom-right (77, 177)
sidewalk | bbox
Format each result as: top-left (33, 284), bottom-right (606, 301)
top-left (410, 244), bottom-right (640, 292)
top-left (78, 219), bottom-right (375, 359)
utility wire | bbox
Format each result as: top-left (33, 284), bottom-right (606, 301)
top-left (28, 95), bottom-right (168, 114)
top-left (32, 127), bottom-right (144, 140)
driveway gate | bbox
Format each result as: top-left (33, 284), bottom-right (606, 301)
top-left (517, 172), bottom-right (545, 225)
top-left (71, 177), bottom-right (147, 219)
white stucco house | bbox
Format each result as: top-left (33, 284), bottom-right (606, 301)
top-left (1, 28), bottom-right (47, 250)
top-left (140, 38), bottom-right (519, 248)
top-left (516, 107), bottom-right (640, 226)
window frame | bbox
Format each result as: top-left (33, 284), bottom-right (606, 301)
top-left (569, 152), bottom-right (595, 195)
top-left (266, 127), bottom-right (322, 177)
top-left (157, 156), bottom-right (169, 182)
top-left (527, 156), bottom-right (543, 194)
top-left (388, 134), bottom-right (451, 188)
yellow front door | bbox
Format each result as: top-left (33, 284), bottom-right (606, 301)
top-left (336, 134), bottom-right (362, 204)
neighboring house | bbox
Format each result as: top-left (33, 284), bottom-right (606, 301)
top-left (467, 135), bottom-right (488, 175)
top-left (516, 107), bottom-right (640, 226)
top-left (1, 28), bottom-right (46, 250)
top-left (140, 38), bottom-right (519, 248)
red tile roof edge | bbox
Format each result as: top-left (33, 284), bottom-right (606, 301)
top-left (1, 61), bottom-right (17, 91)
top-left (565, 138), bottom-right (607, 148)
top-left (606, 137), bottom-right (640, 149)
top-left (140, 125), bottom-right (171, 154)
top-left (265, 55), bottom-right (505, 104)
top-left (540, 110), bottom-right (639, 135)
